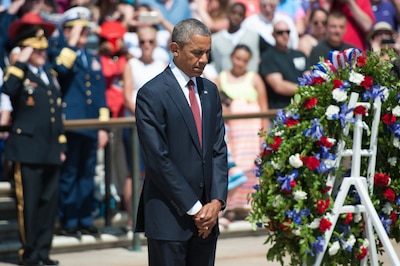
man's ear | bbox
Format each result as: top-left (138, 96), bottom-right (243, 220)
top-left (170, 42), bottom-right (179, 56)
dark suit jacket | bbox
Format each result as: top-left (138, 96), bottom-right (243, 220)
top-left (3, 62), bottom-right (66, 165)
top-left (135, 66), bottom-right (228, 241)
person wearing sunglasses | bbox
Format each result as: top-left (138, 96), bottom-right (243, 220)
top-left (309, 11), bottom-right (356, 66)
top-left (259, 19), bottom-right (309, 110)
top-left (298, 8), bottom-right (328, 56)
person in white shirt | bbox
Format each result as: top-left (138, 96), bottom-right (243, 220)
top-left (241, 0), bottom-right (299, 52)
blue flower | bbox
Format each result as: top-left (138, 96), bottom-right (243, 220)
top-left (284, 209), bottom-right (310, 225)
top-left (303, 118), bottom-right (325, 140)
top-left (380, 215), bottom-right (392, 234)
top-left (388, 123), bottom-right (400, 138)
top-left (332, 103), bottom-right (355, 127)
top-left (362, 84), bottom-right (385, 101)
top-left (277, 170), bottom-right (298, 192)
top-left (311, 236), bottom-right (326, 256)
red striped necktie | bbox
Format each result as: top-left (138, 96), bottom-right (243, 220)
top-left (188, 79), bottom-right (202, 148)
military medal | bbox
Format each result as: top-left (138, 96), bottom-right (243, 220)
top-left (24, 79), bottom-right (37, 106)
top-left (26, 96), bottom-right (35, 106)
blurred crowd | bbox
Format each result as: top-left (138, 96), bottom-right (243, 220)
top-left (0, 0), bottom-right (400, 232)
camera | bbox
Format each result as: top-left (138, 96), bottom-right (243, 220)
top-left (137, 11), bottom-right (159, 24)
top-left (381, 39), bottom-right (396, 45)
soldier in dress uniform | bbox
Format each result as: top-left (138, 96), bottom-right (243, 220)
top-left (2, 12), bottom-right (66, 266)
top-left (48, 6), bottom-right (109, 238)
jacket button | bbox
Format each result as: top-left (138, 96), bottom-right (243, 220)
top-left (16, 128), bottom-right (22, 134)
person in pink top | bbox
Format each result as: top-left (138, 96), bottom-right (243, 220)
top-left (321, 0), bottom-right (374, 52)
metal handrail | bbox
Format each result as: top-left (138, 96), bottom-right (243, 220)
top-left (1, 109), bottom-right (278, 251)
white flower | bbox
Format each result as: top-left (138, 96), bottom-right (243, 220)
top-left (289, 153), bottom-right (303, 168)
top-left (347, 234), bottom-right (356, 248)
top-left (326, 105), bottom-right (340, 120)
top-left (329, 241), bottom-right (340, 256)
top-left (271, 160), bottom-right (280, 170)
top-left (293, 190), bottom-right (307, 201)
top-left (362, 238), bottom-right (370, 248)
top-left (332, 89), bottom-right (347, 102)
top-left (381, 86), bottom-right (389, 101)
top-left (349, 71), bottom-right (364, 85)
top-left (388, 157), bottom-right (397, 166)
top-left (382, 202), bottom-right (393, 215)
top-left (327, 138), bottom-right (336, 145)
top-left (393, 137), bottom-right (400, 149)
top-left (354, 213), bottom-right (362, 223)
top-left (392, 106), bottom-right (400, 117)
top-left (309, 218), bottom-right (321, 229)
top-left (272, 195), bottom-right (282, 208)
top-left (324, 159), bottom-right (336, 169)
top-left (274, 130), bottom-right (284, 136)
top-left (293, 229), bottom-right (301, 236)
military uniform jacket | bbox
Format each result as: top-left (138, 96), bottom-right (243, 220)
top-left (48, 40), bottom-right (109, 139)
top-left (2, 61), bottom-right (67, 165)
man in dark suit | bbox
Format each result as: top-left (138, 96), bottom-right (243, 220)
top-left (135, 18), bottom-right (228, 266)
top-left (2, 13), bottom-right (66, 266)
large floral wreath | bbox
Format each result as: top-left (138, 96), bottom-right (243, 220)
top-left (248, 48), bottom-right (400, 265)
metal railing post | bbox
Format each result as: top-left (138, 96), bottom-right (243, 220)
top-left (131, 124), bottom-right (141, 251)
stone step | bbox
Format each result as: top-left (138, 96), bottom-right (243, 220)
top-left (0, 219), bottom-right (261, 264)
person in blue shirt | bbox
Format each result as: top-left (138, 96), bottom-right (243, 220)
top-left (138, 0), bottom-right (192, 28)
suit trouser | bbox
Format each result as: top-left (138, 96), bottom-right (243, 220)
top-left (147, 231), bottom-right (218, 266)
top-left (58, 132), bottom-right (97, 229)
top-left (13, 162), bottom-right (59, 262)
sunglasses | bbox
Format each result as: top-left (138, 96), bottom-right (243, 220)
top-left (313, 21), bottom-right (327, 26)
top-left (275, 30), bottom-right (290, 35)
top-left (139, 39), bottom-right (155, 45)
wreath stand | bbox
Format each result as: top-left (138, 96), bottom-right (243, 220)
top-left (314, 93), bottom-right (400, 265)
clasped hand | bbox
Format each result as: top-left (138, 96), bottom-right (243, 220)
top-left (193, 199), bottom-right (221, 239)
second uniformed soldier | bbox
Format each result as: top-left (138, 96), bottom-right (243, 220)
top-left (48, 6), bottom-right (110, 238)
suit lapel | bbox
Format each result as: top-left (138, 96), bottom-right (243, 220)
top-left (164, 68), bottom-right (203, 156)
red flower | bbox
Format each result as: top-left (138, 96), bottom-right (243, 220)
top-left (390, 211), bottom-right (398, 225)
top-left (270, 136), bottom-right (282, 151)
top-left (353, 105), bottom-right (367, 115)
top-left (356, 56), bottom-right (367, 67)
top-left (342, 213), bottom-right (353, 225)
top-left (356, 246), bottom-right (368, 260)
top-left (316, 198), bottom-right (330, 215)
top-left (304, 97), bottom-right (318, 109)
top-left (360, 76), bottom-right (373, 89)
top-left (311, 77), bottom-right (326, 85)
top-left (332, 79), bottom-right (343, 89)
top-left (280, 219), bottom-right (292, 231)
top-left (318, 136), bottom-right (333, 148)
top-left (321, 186), bottom-right (332, 194)
top-left (301, 156), bottom-right (320, 170)
top-left (383, 188), bottom-right (395, 202)
top-left (283, 180), bottom-right (297, 194)
top-left (382, 113), bottom-right (396, 125)
top-left (319, 218), bottom-right (332, 232)
top-left (260, 149), bottom-right (271, 157)
top-left (374, 173), bottom-right (390, 187)
top-left (286, 117), bottom-right (299, 127)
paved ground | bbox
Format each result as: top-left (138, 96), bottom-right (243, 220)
top-left (1, 234), bottom-right (399, 266)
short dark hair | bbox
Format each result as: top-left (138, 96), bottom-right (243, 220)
top-left (171, 18), bottom-right (211, 46)
top-left (231, 44), bottom-right (252, 58)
